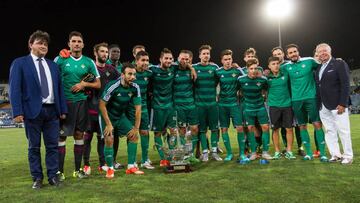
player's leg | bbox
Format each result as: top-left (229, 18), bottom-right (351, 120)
top-left (257, 109), bottom-right (271, 160)
top-left (219, 106), bottom-right (232, 161)
top-left (269, 106), bottom-right (282, 159)
top-left (100, 116), bottom-right (115, 178)
top-left (139, 112), bottom-right (154, 169)
top-left (197, 106), bottom-right (209, 161)
top-left (151, 108), bottom-right (168, 166)
top-left (209, 104), bottom-right (221, 161)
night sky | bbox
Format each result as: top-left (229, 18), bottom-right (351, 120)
top-left (1, 0), bottom-right (360, 81)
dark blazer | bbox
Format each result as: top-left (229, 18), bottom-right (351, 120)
top-left (315, 57), bottom-right (350, 110)
top-left (9, 55), bottom-right (67, 119)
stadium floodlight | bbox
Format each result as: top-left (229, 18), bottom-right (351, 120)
top-left (265, 0), bottom-right (294, 47)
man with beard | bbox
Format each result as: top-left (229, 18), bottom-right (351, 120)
top-left (106, 44), bottom-right (122, 72)
top-left (99, 62), bottom-right (144, 178)
top-left (83, 43), bottom-right (120, 175)
top-left (282, 44), bottom-right (328, 162)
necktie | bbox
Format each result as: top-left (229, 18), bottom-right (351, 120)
top-left (37, 58), bottom-right (49, 98)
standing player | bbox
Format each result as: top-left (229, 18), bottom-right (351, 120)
top-left (173, 50), bottom-right (200, 163)
top-left (83, 42), bottom-right (120, 175)
top-left (267, 56), bottom-right (296, 160)
top-left (127, 50), bottom-right (155, 169)
top-left (282, 44), bottom-right (328, 162)
top-left (106, 44), bottom-right (122, 72)
top-left (193, 45), bottom-right (222, 162)
top-left (271, 47), bottom-right (305, 156)
top-left (238, 59), bottom-right (272, 161)
top-left (54, 31), bottom-right (101, 179)
top-left (216, 49), bottom-right (246, 161)
top-left (99, 62), bottom-right (144, 178)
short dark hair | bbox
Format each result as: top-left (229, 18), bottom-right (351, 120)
top-left (28, 30), bottom-right (50, 46)
top-left (179, 49), bottom-right (193, 58)
top-left (108, 44), bottom-right (120, 51)
top-left (135, 50), bottom-right (149, 61)
top-left (68, 31), bottom-right (83, 41)
top-left (121, 62), bottom-right (136, 73)
top-left (160, 48), bottom-right (172, 58)
top-left (268, 56), bottom-right (280, 64)
top-left (220, 49), bottom-right (233, 59)
top-left (271, 46), bottom-right (283, 54)
top-left (199, 45), bottom-right (212, 54)
top-left (244, 47), bottom-right (256, 57)
top-left (132, 45), bottom-right (145, 55)
top-left (93, 42), bottom-right (108, 53)
top-left (285, 44), bottom-right (299, 53)
top-left (246, 58), bottom-right (258, 68)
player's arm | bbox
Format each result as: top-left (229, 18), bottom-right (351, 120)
top-left (9, 59), bottom-right (24, 123)
top-left (186, 63), bottom-right (197, 81)
top-left (99, 99), bottom-right (113, 137)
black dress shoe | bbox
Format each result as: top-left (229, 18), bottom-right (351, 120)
top-left (49, 176), bottom-right (60, 187)
top-left (32, 179), bottom-right (43, 189)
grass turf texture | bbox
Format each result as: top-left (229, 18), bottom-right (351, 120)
top-left (0, 115), bottom-right (359, 203)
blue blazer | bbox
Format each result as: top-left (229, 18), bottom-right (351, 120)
top-left (9, 55), bottom-right (67, 119)
top-left (315, 58), bottom-right (350, 110)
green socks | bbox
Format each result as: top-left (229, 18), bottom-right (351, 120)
top-left (104, 146), bottom-right (114, 168)
top-left (300, 129), bottom-right (312, 155)
top-left (191, 134), bottom-right (199, 153)
top-left (237, 132), bottom-right (245, 156)
top-left (155, 136), bottom-right (165, 160)
top-left (222, 132), bottom-right (232, 155)
top-left (199, 132), bottom-right (208, 152)
top-left (211, 131), bottom-right (218, 151)
top-left (127, 142), bottom-right (137, 165)
top-left (248, 131), bottom-right (257, 153)
top-left (315, 129), bottom-right (326, 156)
top-left (140, 135), bottom-right (149, 163)
top-left (262, 131), bottom-right (270, 152)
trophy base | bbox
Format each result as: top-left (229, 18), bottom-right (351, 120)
top-left (164, 163), bottom-right (192, 173)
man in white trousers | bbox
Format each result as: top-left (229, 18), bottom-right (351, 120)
top-left (315, 43), bottom-right (353, 164)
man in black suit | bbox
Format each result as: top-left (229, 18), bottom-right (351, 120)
top-left (9, 30), bottom-right (67, 189)
top-left (315, 43), bottom-right (353, 164)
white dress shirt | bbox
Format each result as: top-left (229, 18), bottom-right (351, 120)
top-left (31, 53), bottom-right (54, 104)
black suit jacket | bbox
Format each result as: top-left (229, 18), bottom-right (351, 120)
top-left (315, 57), bottom-right (350, 110)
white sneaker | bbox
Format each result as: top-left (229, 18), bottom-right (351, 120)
top-left (101, 165), bottom-right (109, 172)
top-left (262, 151), bottom-right (273, 160)
top-left (211, 152), bottom-right (223, 161)
top-left (341, 158), bottom-right (353, 165)
top-left (114, 162), bottom-right (124, 170)
top-left (147, 158), bottom-right (153, 165)
top-left (249, 153), bottom-right (257, 161)
top-left (201, 152), bottom-right (209, 162)
top-left (141, 161), bottom-right (155, 170)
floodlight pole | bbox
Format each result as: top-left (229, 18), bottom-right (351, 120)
top-left (278, 17), bottom-right (282, 48)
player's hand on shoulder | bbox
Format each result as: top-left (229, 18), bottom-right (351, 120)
top-left (59, 49), bottom-right (71, 58)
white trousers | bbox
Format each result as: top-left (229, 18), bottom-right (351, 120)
top-left (319, 104), bottom-right (353, 159)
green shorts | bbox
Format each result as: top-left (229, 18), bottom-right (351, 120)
top-left (100, 114), bottom-right (132, 138)
top-left (244, 108), bottom-right (269, 126)
top-left (176, 108), bottom-right (199, 127)
top-left (150, 108), bottom-right (176, 132)
top-left (292, 98), bottom-right (320, 125)
top-left (219, 105), bottom-right (243, 128)
top-left (197, 105), bottom-right (219, 132)
top-left (128, 111), bottom-right (150, 131)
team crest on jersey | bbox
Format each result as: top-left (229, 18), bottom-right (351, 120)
top-left (221, 75), bottom-right (224, 78)
top-left (281, 76), bottom-right (285, 80)
top-left (256, 82), bottom-right (261, 86)
top-left (302, 64), bottom-right (306, 68)
top-left (81, 64), bottom-right (86, 69)
top-left (198, 70), bottom-right (201, 73)
top-left (144, 77), bottom-right (148, 81)
top-left (208, 70), bottom-right (213, 74)
top-left (106, 71), bottom-right (110, 77)
top-left (157, 73), bottom-right (160, 76)
top-left (186, 73), bottom-right (190, 77)
top-left (168, 72), bottom-right (172, 76)
top-left (232, 73), bottom-right (237, 77)
top-left (128, 92), bottom-right (133, 97)
top-left (245, 83), bottom-right (248, 86)
top-left (289, 67), bottom-right (292, 70)
top-left (117, 93), bottom-right (121, 96)
top-left (65, 63), bottom-right (70, 67)
top-left (176, 74), bottom-right (179, 77)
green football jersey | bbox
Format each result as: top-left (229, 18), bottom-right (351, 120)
top-left (193, 63), bottom-right (219, 107)
top-left (106, 59), bottom-right (122, 73)
top-left (101, 79), bottom-right (141, 120)
top-left (267, 71), bottom-right (291, 107)
top-left (150, 65), bottom-right (176, 109)
top-left (215, 67), bottom-right (244, 107)
top-left (238, 75), bottom-right (267, 111)
top-left (282, 57), bottom-right (319, 101)
top-left (128, 69), bottom-right (153, 113)
top-left (55, 55), bottom-right (100, 102)
top-left (173, 68), bottom-right (195, 110)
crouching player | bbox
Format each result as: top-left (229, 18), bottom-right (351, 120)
top-left (238, 59), bottom-right (272, 161)
top-left (99, 63), bottom-right (144, 178)
top-left (267, 57), bottom-right (296, 160)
